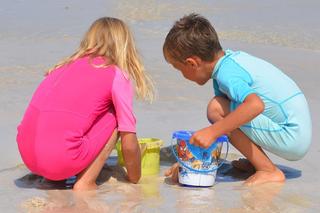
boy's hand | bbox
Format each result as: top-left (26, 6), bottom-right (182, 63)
top-left (190, 126), bottom-right (217, 148)
top-left (164, 163), bottom-right (179, 183)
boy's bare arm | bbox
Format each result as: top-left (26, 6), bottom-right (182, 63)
top-left (120, 132), bottom-right (141, 183)
top-left (191, 93), bottom-right (264, 148)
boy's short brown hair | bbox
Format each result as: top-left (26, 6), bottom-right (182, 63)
top-left (163, 13), bottom-right (222, 63)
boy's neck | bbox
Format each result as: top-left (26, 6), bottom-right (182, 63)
top-left (209, 50), bottom-right (225, 74)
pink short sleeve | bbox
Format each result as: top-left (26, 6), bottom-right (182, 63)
top-left (111, 67), bottom-right (136, 133)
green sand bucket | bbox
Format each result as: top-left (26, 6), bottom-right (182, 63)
top-left (116, 138), bottom-right (163, 176)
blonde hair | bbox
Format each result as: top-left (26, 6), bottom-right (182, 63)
top-left (47, 17), bottom-right (154, 101)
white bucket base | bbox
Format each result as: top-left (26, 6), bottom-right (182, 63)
top-left (178, 166), bottom-right (216, 187)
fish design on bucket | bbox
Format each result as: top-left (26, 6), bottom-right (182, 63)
top-left (176, 140), bottom-right (221, 170)
top-left (177, 140), bottom-right (194, 161)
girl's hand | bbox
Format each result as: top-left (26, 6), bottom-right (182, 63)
top-left (164, 163), bottom-right (179, 183)
top-left (190, 126), bottom-right (217, 148)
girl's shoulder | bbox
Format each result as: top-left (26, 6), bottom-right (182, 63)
top-left (113, 66), bottom-right (129, 81)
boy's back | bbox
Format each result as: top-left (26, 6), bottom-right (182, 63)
top-left (213, 50), bottom-right (311, 160)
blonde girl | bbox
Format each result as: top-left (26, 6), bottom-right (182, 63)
top-left (17, 17), bottom-right (154, 191)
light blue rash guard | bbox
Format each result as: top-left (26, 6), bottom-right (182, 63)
top-left (212, 50), bottom-right (312, 160)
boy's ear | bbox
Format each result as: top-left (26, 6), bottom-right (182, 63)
top-left (185, 56), bottom-right (200, 68)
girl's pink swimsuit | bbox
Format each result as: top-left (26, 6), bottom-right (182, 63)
top-left (16, 57), bottom-right (136, 180)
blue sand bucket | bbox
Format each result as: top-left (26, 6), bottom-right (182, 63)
top-left (171, 130), bottom-right (229, 187)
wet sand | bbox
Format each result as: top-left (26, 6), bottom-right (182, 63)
top-left (1, 0), bottom-right (320, 212)
top-left (1, 153), bottom-right (313, 212)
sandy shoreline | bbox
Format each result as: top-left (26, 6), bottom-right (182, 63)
top-left (1, 152), bottom-right (317, 212)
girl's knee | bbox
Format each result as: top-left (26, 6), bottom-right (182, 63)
top-left (207, 96), bottom-right (230, 123)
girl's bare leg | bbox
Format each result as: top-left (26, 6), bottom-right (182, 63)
top-left (73, 129), bottom-right (118, 191)
top-left (207, 97), bottom-right (285, 185)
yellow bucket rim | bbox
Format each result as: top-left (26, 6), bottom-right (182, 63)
top-left (139, 138), bottom-right (163, 149)
top-left (116, 138), bottom-right (163, 149)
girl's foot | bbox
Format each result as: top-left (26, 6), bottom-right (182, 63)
top-left (244, 167), bottom-right (285, 186)
top-left (231, 158), bottom-right (255, 173)
top-left (164, 163), bottom-right (179, 183)
top-left (73, 181), bottom-right (98, 191)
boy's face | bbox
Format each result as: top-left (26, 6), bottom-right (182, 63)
top-left (168, 56), bottom-right (212, 85)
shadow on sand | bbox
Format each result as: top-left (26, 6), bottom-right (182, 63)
top-left (15, 146), bottom-right (301, 190)
top-left (160, 145), bottom-right (302, 183)
top-left (14, 156), bottom-right (128, 190)
top-left (216, 162), bottom-right (301, 182)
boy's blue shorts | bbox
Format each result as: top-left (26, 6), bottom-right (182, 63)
top-left (230, 93), bottom-right (312, 161)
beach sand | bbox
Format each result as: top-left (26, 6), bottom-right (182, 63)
top-left (1, 0), bottom-right (320, 212)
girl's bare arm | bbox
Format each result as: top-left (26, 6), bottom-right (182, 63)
top-left (120, 132), bottom-right (141, 183)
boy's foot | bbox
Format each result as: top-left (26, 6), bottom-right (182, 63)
top-left (244, 167), bottom-right (285, 186)
top-left (231, 158), bottom-right (255, 173)
top-left (73, 181), bottom-right (98, 191)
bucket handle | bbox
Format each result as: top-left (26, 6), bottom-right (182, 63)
top-left (171, 135), bottom-right (229, 174)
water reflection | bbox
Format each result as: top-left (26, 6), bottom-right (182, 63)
top-left (17, 162), bottom-right (164, 212)
top-left (175, 187), bottom-right (218, 213)
top-left (237, 183), bottom-right (284, 212)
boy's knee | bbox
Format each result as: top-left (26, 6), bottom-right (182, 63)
top-left (207, 96), bottom-right (230, 123)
